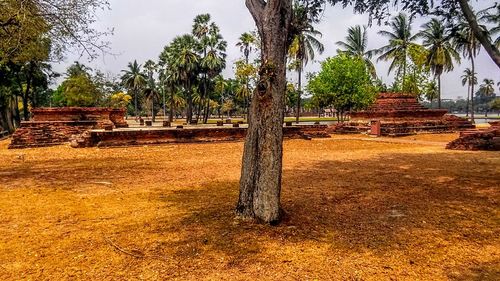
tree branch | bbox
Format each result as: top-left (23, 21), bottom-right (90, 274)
top-left (246, 0), bottom-right (266, 25)
top-left (457, 0), bottom-right (500, 68)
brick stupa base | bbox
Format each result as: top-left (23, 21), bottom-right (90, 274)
top-left (9, 107), bottom-right (128, 149)
top-left (330, 93), bottom-right (475, 136)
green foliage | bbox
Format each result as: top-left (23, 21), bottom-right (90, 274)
top-left (110, 92), bottom-right (132, 109)
top-left (490, 98), bottom-right (500, 111)
top-left (60, 74), bottom-right (101, 107)
top-left (1, 0), bottom-right (110, 63)
top-left (307, 54), bottom-right (376, 119)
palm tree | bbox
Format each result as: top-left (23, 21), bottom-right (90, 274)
top-left (143, 60), bottom-right (159, 122)
top-left (376, 13), bottom-right (418, 89)
top-left (336, 25), bottom-right (376, 77)
top-left (461, 68), bottom-right (477, 117)
top-left (454, 10), bottom-right (486, 122)
top-left (424, 80), bottom-right (439, 108)
top-left (418, 18), bottom-right (460, 109)
top-left (192, 14), bottom-right (227, 123)
top-left (167, 34), bottom-right (200, 123)
top-left (121, 60), bottom-right (146, 117)
top-left (236, 32), bottom-right (256, 64)
top-left (480, 79), bottom-right (496, 96)
top-left (289, 2), bottom-right (324, 123)
top-left (479, 4), bottom-right (500, 48)
top-left (200, 24), bottom-right (227, 123)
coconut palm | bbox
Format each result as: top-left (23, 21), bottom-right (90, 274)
top-left (376, 13), bottom-right (419, 87)
top-left (480, 79), bottom-right (496, 96)
top-left (418, 18), bottom-right (461, 109)
top-left (336, 25), bottom-right (376, 77)
top-left (454, 10), bottom-right (487, 122)
top-left (479, 4), bottom-right (500, 48)
top-left (289, 2), bottom-right (324, 123)
top-left (461, 68), bottom-right (477, 117)
top-left (121, 60), bottom-right (146, 117)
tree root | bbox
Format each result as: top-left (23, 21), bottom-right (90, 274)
top-left (103, 235), bottom-right (145, 259)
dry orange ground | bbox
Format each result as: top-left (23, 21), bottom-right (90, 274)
top-left (0, 134), bottom-right (499, 280)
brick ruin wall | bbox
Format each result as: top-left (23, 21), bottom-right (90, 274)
top-left (72, 125), bottom-right (331, 148)
top-left (330, 93), bottom-right (475, 136)
top-left (9, 108), bottom-right (128, 149)
top-left (446, 121), bottom-right (500, 151)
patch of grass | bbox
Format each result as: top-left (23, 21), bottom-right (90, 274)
top-left (0, 136), bottom-right (498, 280)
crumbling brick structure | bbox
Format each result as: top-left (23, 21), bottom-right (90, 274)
top-left (330, 93), bottom-right (475, 136)
top-left (70, 125), bottom-right (330, 148)
top-left (446, 121), bottom-right (500, 151)
top-left (9, 107), bottom-right (128, 149)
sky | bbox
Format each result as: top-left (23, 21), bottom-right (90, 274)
top-left (52, 0), bottom-right (500, 100)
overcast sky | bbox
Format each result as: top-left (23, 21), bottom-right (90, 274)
top-left (52, 0), bottom-right (500, 100)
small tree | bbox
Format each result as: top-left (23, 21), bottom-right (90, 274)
top-left (307, 54), bottom-right (375, 122)
top-left (61, 74), bottom-right (100, 107)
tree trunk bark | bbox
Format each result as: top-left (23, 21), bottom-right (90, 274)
top-left (186, 81), bottom-right (193, 123)
top-left (237, 0), bottom-right (292, 224)
top-left (437, 74), bottom-right (442, 109)
top-left (152, 98), bottom-right (155, 122)
top-left (134, 88), bottom-right (139, 117)
top-left (295, 65), bottom-right (302, 124)
top-left (470, 56), bottom-right (475, 123)
top-left (458, 0), bottom-right (500, 69)
top-left (169, 102), bottom-right (174, 123)
top-left (466, 83), bottom-right (470, 117)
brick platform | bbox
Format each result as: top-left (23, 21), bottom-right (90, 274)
top-left (446, 121), bottom-right (500, 151)
top-left (330, 93), bottom-right (474, 136)
top-left (9, 108), bottom-right (128, 149)
top-left (71, 125), bottom-right (331, 148)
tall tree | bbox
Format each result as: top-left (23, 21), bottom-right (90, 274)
top-left (163, 34), bottom-right (200, 123)
top-left (454, 12), bottom-right (484, 122)
top-left (236, 32), bottom-right (258, 118)
top-left (336, 25), bottom-right (376, 77)
top-left (192, 14), bottom-right (227, 123)
top-left (239, 0), bottom-right (500, 224)
top-left (461, 68), bottom-right (477, 118)
top-left (121, 60), bottom-right (147, 117)
top-left (480, 78), bottom-right (496, 97)
top-left (376, 13), bottom-right (418, 90)
top-left (0, 0), bottom-right (111, 63)
top-left (143, 59), bottom-right (159, 122)
top-left (288, 1), bottom-right (324, 124)
top-left (456, 0), bottom-right (500, 68)
top-left (236, 32), bottom-right (257, 64)
top-left (419, 18), bottom-right (460, 109)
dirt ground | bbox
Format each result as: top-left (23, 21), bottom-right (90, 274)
top-left (0, 134), bottom-right (499, 280)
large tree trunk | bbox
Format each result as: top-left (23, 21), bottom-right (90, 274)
top-left (458, 0), bottom-right (500, 69)
top-left (237, 0), bottom-right (292, 224)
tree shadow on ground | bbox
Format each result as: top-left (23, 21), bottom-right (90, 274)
top-left (448, 261), bottom-right (500, 280)
top-left (140, 151), bottom-right (499, 273)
